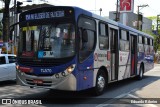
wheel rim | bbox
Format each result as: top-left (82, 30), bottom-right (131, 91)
top-left (97, 75), bottom-right (105, 91)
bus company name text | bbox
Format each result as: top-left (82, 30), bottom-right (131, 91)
top-left (25, 11), bottom-right (64, 20)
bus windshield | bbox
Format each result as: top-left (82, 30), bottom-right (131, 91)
top-left (19, 23), bottom-right (75, 59)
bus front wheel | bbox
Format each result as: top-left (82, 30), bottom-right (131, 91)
top-left (93, 70), bottom-right (107, 96)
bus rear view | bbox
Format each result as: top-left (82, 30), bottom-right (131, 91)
top-left (16, 7), bottom-right (77, 91)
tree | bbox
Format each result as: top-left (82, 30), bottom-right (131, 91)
top-left (0, 21), bottom-right (2, 39)
top-left (147, 16), bottom-right (157, 20)
top-left (147, 16), bottom-right (160, 53)
top-left (1, 0), bottom-right (11, 43)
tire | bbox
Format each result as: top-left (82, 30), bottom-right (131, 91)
top-left (137, 65), bottom-right (144, 80)
top-left (93, 70), bottom-right (107, 96)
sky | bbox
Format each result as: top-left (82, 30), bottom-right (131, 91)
top-left (7, 0), bottom-right (160, 17)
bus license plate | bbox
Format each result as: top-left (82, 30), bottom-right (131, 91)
top-left (33, 79), bottom-right (43, 84)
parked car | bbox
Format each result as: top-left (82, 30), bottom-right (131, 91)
top-left (0, 54), bottom-right (16, 81)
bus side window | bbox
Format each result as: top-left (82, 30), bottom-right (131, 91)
top-left (119, 30), bottom-right (130, 52)
top-left (110, 29), bottom-right (116, 52)
top-left (99, 23), bottom-right (109, 50)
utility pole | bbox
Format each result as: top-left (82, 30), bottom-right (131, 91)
top-left (115, 0), bottom-right (120, 21)
top-left (137, 4), bottom-right (149, 30)
top-left (99, 8), bottom-right (102, 16)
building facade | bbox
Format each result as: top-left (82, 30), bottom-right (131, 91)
top-left (109, 11), bottom-right (152, 32)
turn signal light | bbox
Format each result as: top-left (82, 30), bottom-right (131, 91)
top-left (16, 65), bottom-right (19, 70)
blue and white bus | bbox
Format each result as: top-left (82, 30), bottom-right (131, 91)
top-left (16, 6), bottom-right (154, 95)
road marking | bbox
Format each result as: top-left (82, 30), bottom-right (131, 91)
top-left (96, 93), bottom-right (131, 107)
top-left (148, 104), bottom-right (158, 107)
top-left (96, 87), bottom-right (158, 107)
top-left (96, 88), bottom-right (139, 107)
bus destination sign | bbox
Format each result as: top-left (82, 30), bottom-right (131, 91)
top-left (25, 11), bottom-right (65, 21)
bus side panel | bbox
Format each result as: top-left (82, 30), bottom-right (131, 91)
top-left (93, 50), bottom-right (110, 84)
top-left (118, 51), bottom-right (131, 80)
top-left (76, 54), bottom-right (94, 91)
top-left (144, 44), bottom-right (149, 72)
top-left (149, 45), bottom-right (154, 69)
top-left (144, 45), bottom-right (154, 72)
top-left (137, 44), bottom-right (145, 73)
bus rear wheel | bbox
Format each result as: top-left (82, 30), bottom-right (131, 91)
top-left (93, 70), bottom-right (107, 96)
top-left (137, 65), bottom-right (144, 80)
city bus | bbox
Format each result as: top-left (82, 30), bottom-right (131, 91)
top-left (16, 6), bottom-right (154, 95)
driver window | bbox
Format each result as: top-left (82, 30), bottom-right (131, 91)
top-left (78, 16), bottom-right (96, 63)
top-left (79, 29), bottom-right (95, 62)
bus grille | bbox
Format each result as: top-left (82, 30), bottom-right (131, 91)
top-left (18, 58), bottom-right (63, 67)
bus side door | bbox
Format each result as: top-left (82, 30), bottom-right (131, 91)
top-left (110, 28), bottom-right (119, 81)
top-left (130, 34), bottom-right (137, 76)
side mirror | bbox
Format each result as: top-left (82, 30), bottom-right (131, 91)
top-left (82, 30), bottom-right (88, 42)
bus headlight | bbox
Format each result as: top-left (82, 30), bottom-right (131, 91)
top-left (53, 64), bottom-right (75, 79)
top-left (67, 65), bottom-right (75, 73)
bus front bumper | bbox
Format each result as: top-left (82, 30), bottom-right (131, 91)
top-left (16, 70), bottom-right (77, 91)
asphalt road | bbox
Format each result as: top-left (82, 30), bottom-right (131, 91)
top-left (0, 64), bottom-right (160, 107)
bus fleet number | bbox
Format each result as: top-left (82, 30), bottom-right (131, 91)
top-left (41, 69), bottom-right (52, 73)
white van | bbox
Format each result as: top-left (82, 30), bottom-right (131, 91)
top-left (0, 54), bottom-right (16, 81)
